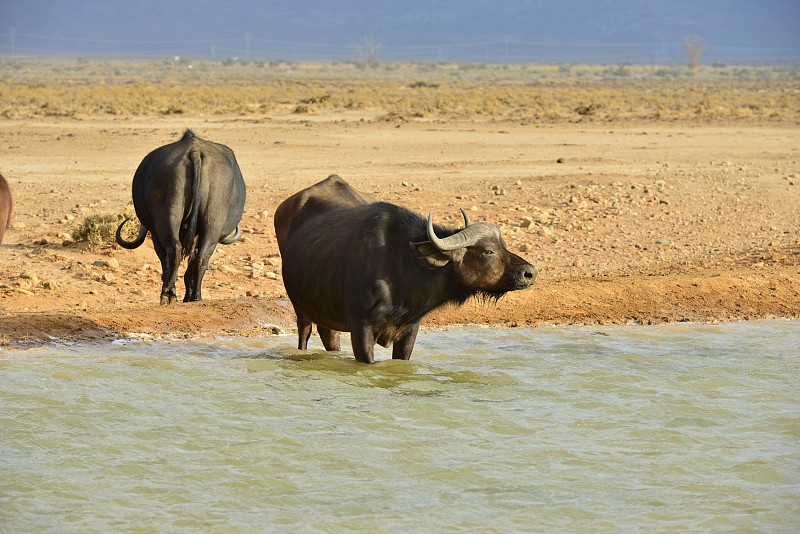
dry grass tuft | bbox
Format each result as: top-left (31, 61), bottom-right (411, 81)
top-left (72, 207), bottom-right (138, 249)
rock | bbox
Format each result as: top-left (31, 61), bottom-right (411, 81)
top-left (34, 238), bottom-right (49, 246)
top-left (43, 280), bottom-right (59, 291)
top-left (246, 289), bottom-right (260, 297)
top-left (520, 217), bottom-right (535, 229)
top-left (20, 272), bottom-right (39, 285)
top-left (265, 271), bottom-right (279, 280)
top-left (105, 258), bottom-right (120, 270)
top-left (519, 243), bottom-right (533, 253)
top-left (11, 221), bottom-right (26, 229)
top-left (102, 273), bottom-right (115, 282)
top-left (62, 238), bottom-right (74, 247)
top-left (557, 158), bottom-right (565, 163)
top-left (250, 270), bottom-right (261, 279)
top-left (262, 324), bottom-right (285, 335)
top-left (15, 288), bottom-right (34, 296)
top-left (573, 258), bottom-right (584, 268)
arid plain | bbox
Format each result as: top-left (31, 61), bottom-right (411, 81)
top-left (1, 60), bottom-right (798, 345)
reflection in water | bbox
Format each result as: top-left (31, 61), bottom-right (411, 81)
top-left (2, 321), bottom-right (799, 531)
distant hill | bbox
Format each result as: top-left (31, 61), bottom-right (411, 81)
top-left (1, 0), bottom-right (798, 63)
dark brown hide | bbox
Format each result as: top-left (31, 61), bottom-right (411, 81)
top-left (0, 173), bottom-right (11, 244)
top-left (275, 175), bottom-right (537, 363)
top-left (116, 130), bottom-right (246, 304)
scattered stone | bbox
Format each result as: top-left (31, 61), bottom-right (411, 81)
top-left (573, 258), bottom-right (585, 268)
top-left (520, 217), bottom-right (535, 229)
top-left (43, 280), bottom-right (59, 291)
top-left (102, 273), bottom-right (115, 282)
top-left (62, 238), bottom-right (74, 247)
top-left (261, 324), bottom-right (284, 335)
top-left (557, 158), bottom-right (565, 163)
top-left (89, 289), bottom-right (99, 295)
top-left (20, 272), bottom-right (39, 285)
top-left (34, 238), bottom-right (49, 246)
top-left (518, 243), bottom-right (533, 253)
top-left (105, 258), bottom-right (120, 270)
top-left (246, 289), bottom-right (260, 297)
top-left (134, 289), bottom-right (147, 297)
top-left (250, 270), bottom-right (261, 279)
top-left (15, 288), bottom-right (34, 296)
top-left (265, 271), bottom-right (279, 280)
top-left (11, 221), bottom-right (26, 229)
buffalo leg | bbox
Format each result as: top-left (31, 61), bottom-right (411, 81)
top-left (392, 322), bottom-right (420, 360)
top-left (295, 310), bottom-right (313, 350)
top-left (350, 324), bottom-right (376, 364)
top-left (153, 234), bottom-right (180, 305)
top-left (184, 237), bottom-right (216, 302)
top-left (317, 326), bottom-right (341, 351)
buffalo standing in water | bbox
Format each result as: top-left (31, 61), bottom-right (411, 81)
top-left (275, 175), bottom-right (537, 363)
top-left (116, 130), bottom-right (246, 304)
top-left (0, 173), bottom-right (12, 244)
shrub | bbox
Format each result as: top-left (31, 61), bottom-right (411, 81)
top-left (72, 209), bottom-right (137, 249)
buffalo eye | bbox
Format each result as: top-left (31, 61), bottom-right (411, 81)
top-left (481, 248), bottom-right (496, 257)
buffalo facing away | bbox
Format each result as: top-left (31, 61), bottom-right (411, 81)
top-left (275, 175), bottom-right (537, 363)
top-left (0, 173), bottom-right (11, 244)
top-left (116, 130), bottom-right (246, 304)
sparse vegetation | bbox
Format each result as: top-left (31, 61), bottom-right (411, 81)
top-left (1, 59), bottom-right (798, 122)
top-left (72, 209), bottom-right (137, 249)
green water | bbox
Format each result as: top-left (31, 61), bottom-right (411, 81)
top-left (1, 321), bottom-right (798, 532)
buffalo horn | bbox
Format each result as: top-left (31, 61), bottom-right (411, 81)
top-left (426, 212), bottom-right (495, 252)
top-left (460, 208), bottom-right (472, 228)
top-left (220, 224), bottom-right (241, 245)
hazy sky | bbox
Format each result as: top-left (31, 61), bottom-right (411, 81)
top-left (1, 1), bottom-right (798, 63)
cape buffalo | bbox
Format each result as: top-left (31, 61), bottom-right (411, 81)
top-left (0, 173), bottom-right (11, 244)
top-left (116, 129), bottom-right (246, 304)
top-left (275, 175), bottom-right (537, 363)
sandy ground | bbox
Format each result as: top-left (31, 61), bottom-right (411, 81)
top-left (1, 114), bottom-right (798, 348)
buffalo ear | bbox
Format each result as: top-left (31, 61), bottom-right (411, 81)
top-left (410, 241), bottom-right (465, 268)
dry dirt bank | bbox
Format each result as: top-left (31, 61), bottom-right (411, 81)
top-left (1, 115), bottom-right (798, 347)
